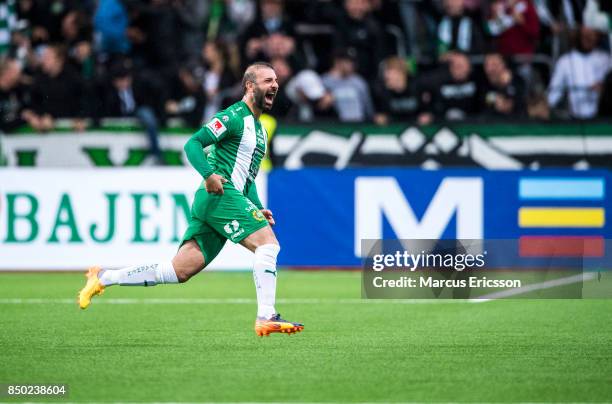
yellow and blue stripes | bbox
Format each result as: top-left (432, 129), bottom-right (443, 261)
top-left (518, 177), bottom-right (606, 257)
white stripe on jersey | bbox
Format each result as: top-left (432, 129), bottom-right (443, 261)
top-left (262, 124), bottom-right (268, 148)
top-left (231, 115), bottom-right (256, 193)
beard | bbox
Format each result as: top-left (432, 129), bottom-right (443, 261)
top-left (253, 86), bottom-right (269, 110)
top-left (253, 84), bottom-right (277, 111)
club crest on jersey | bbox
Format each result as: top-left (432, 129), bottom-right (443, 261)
top-left (252, 209), bottom-right (266, 221)
top-left (207, 117), bottom-right (227, 138)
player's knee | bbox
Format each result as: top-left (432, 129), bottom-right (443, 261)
top-left (254, 239), bottom-right (280, 254)
top-left (255, 243), bottom-right (281, 259)
top-left (175, 268), bottom-right (192, 283)
top-left (266, 238), bottom-right (280, 248)
top-left (262, 232), bottom-right (279, 247)
top-left (171, 256), bottom-right (204, 283)
top-left (173, 261), bottom-right (205, 283)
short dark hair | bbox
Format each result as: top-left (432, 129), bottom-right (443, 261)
top-left (242, 61), bottom-right (275, 94)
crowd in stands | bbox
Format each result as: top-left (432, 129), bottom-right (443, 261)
top-left (0, 0), bottom-right (611, 139)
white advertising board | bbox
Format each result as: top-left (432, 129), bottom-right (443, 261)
top-left (0, 168), bottom-right (266, 270)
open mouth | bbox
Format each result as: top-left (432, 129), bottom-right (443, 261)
top-left (265, 92), bottom-right (276, 103)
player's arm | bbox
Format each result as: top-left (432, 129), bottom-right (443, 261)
top-left (184, 116), bottom-right (231, 194)
top-left (184, 127), bottom-right (216, 179)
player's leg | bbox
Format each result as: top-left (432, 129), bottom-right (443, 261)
top-left (203, 185), bottom-right (303, 335)
top-left (77, 241), bottom-right (203, 309)
top-left (78, 191), bottom-right (226, 309)
top-left (98, 239), bottom-right (205, 287)
top-left (240, 226), bottom-right (304, 336)
top-left (172, 240), bottom-right (205, 282)
top-left (240, 225), bottom-right (279, 318)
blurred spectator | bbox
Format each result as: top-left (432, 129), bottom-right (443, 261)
top-left (373, 56), bottom-right (420, 125)
top-left (62, 9), bottom-right (92, 47)
top-left (124, 2), bottom-right (147, 66)
top-left (16, 0), bottom-right (36, 26)
top-left (241, 0), bottom-right (297, 66)
top-left (140, 0), bottom-right (181, 74)
top-left (165, 64), bottom-right (206, 128)
top-left (94, 0), bottom-right (130, 55)
top-left (437, 0), bottom-right (485, 57)
top-left (0, 59), bottom-right (29, 132)
top-left (487, 0), bottom-right (540, 56)
top-left (420, 52), bottom-right (480, 122)
top-left (205, 0), bottom-right (256, 41)
top-left (535, 0), bottom-right (586, 32)
top-left (121, 0), bottom-right (182, 78)
top-left (268, 56), bottom-right (331, 121)
top-left (369, 0), bottom-right (407, 55)
top-left (534, 0), bottom-right (590, 56)
top-left (174, 0), bottom-right (208, 63)
top-left (102, 61), bottom-right (165, 163)
top-left (333, 0), bottom-right (386, 80)
top-left (23, 45), bottom-right (88, 132)
top-left (582, 0), bottom-right (610, 33)
top-left (62, 9), bottom-right (94, 79)
top-left (395, 0), bottom-right (422, 57)
top-left (263, 33), bottom-right (305, 69)
top-left (267, 56), bottom-right (294, 118)
top-left (224, 0), bottom-right (257, 35)
top-left (284, 65), bottom-right (333, 122)
top-left (548, 26), bottom-right (611, 119)
top-left (24, 0), bottom-right (79, 45)
top-left (0, 0), bottom-right (18, 57)
top-left (527, 93), bottom-right (551, 119)
top-left (322, 49), bottom-right (374, 122)
top-left (0, 0), bottom-right (605, 129)
top-left (16, 0), bottom-right (52, 49)
top-left (9, 13), bottom-right (35, 69)
top-left (200, 40), bottom-right (239, 121)
top-left (481, 53), bottom-right (526, 117)
top-left (247, 0), bottom-right (292, 35)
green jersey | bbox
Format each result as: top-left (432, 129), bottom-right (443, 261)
top-left (181, 101), bottom-right (270, 255)
top-left (189, 101), bottom-right (267, 193)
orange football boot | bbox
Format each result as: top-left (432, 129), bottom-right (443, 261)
top-left (78, 266), bottom-right (105, 309)
top-left (254, 313), bottom-right (304, 337)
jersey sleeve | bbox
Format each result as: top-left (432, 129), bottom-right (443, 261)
top-left (183, 112), bottom-right (236, 180)
top-left (184, 129), bottom-right (215, 179)
top-left (199, 113), bottom-right (235, 144)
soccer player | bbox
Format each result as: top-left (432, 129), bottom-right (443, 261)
top-left (78, 62), bottom-right (303, 337)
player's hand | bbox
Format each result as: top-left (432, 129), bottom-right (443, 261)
top-left (205, 174), bottom-right (227, 195)
top-left (261, 209), bottom-right (275, 226)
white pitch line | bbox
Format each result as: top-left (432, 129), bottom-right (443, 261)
top-left (0, 297), bottom-right (468, 305)
top-left (0, 273), bottom-right (599, 306)
top-left (469, 272), bottom-right (597, 303)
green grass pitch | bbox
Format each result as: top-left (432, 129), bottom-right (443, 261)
top-left (1, 270), bottom-right (611, 403)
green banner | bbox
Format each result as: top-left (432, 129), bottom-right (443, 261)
top-left (271, 123), bottom-right (612, 169)
top-left (2, 123), bottom-right (612, 168)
